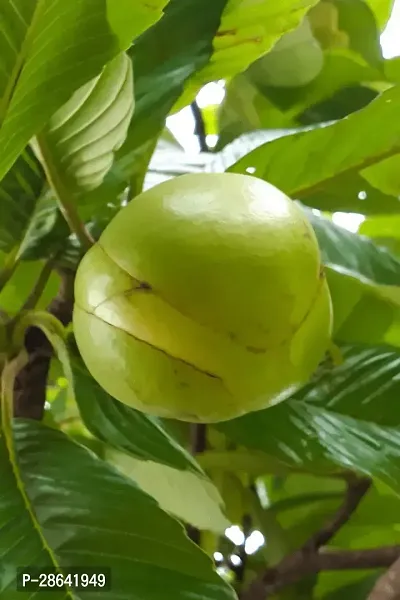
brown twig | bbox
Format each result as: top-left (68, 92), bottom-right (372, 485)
top-left (302, 475), bottom-right (371, 552)
top-left (13, 269), bottom-right (75, 420)
top-left (241, 476), bottom-right (372, 600)
top-left (191, 101), bottom-right (209, 153)
top-left (242, 547), bottom-right (400, 598)
top-left (367, 555), bottom-right (400, 600)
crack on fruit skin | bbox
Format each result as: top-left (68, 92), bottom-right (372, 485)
top-left (246, 345), bottom-right (266, 354)
top-left (134, 280), bottom-right (152, 291)
top-left (89, 277), bottom-right (153, 315)
top-left (290, 264), bottom-right (327, 337)
top-left (95, 243), bottom-right (273, 352)
top-left (93, 243), bottom-right (325, 355)
top-left (79, 306), bottom-right (225, 384)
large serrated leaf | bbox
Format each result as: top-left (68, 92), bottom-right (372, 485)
top-left (37, 52), bottom-right (134, 192)
top-left (0, 0), bottom-right (159, 183)
top-left (0, 421), bottom-right (236, 600)
top-left (295, 344), bottom-right (400, 427)
top-left (218, 400), bottom-right (400, 494)
top-left (214, 129), bottom-right (400, 214)
top-left (227, 85), bottom-right (400, 207)
top-left (108, 449), bottom-right (230, 534)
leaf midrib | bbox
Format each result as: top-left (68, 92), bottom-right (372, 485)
top-left (1, 357), bottom-right (74, 599)
top-left (296, 144), bottom-right (400, 200)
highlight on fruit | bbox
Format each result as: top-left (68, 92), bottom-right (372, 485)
top-left (73, 172), bottom-right (333, 423)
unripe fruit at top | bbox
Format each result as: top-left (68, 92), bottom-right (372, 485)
top-left (248, 18), bottom-right (324, 89)
top-left (73, 173), bottom-right (332, 423)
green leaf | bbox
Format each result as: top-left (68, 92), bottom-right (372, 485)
top-left (176, 0), bottom-right (320, 109)
top-left (218, 403), bottom-right (337, 476)
top-left (71, 354), bottom-right (204, 474)
top-left (0, 1), bottom-right (126, 182)
top-left (295, 344), bottom-right (400, 427)
top-left (262, 474), bottom-right (344, 550)
top-left (359, 215), bottom-right (400, 256)
top-left (215, 127), bottom-right (400, 213)
top-left (306, 209), bottom-right (400, 285)
top-left (227, 86), bottom-right (400, 209)
top-left (197, 448), bottom-right (295, 476)
top-left (106, 0), bottom-right (169, 51)
top-left (218, 400), bottom-right (400, 493)
top-left (305, 211), bottom-right (400, 345)
top-left (36, 52), bottom-right (134, 193)
top-left (360, 214), bottom-right (400, 241)
top-left (0, 259), bottom-right (59, 316)
top-left (320, 575), bottom-right (379, 600)
top-left (216, 343), bottom-right (400, 493)
top-left (364, 0), bottom-right (395, 29)
top-left (0, 148), bottom-right (46, 253)
top-left (325, 266), bottom-right (400, 347)
top-left (107, 449), bottom-right (230, 534)
top-left (0, 420), bottom-right (236, 600)
top-left (17, 192), bottom-right (71, 261)
top-left (300, 171), bottom-right (400, 214)
top-left (330, 0), bottom-right (383, 67)
top-left (361, 153), bottom-right (400, 198)
top-left (384, 56), bottom-right (400, 81)
top-left (230, 49), bottom-right (380, 136)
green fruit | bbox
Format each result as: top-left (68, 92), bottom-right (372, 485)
top-left (249, 18), bottom-right (324, 88)
top-left (73, 173), bottom-right (332, 423)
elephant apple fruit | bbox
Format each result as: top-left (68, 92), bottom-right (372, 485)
top-left (248, 18), bottom-right (324, 89)
top-left (73, 173), bottom-right (332, 422)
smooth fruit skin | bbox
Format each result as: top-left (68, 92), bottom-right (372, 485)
top-left (73, 173), bottom-right (332, 423)
top-left (248, 18), bottom-right (324, 89)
